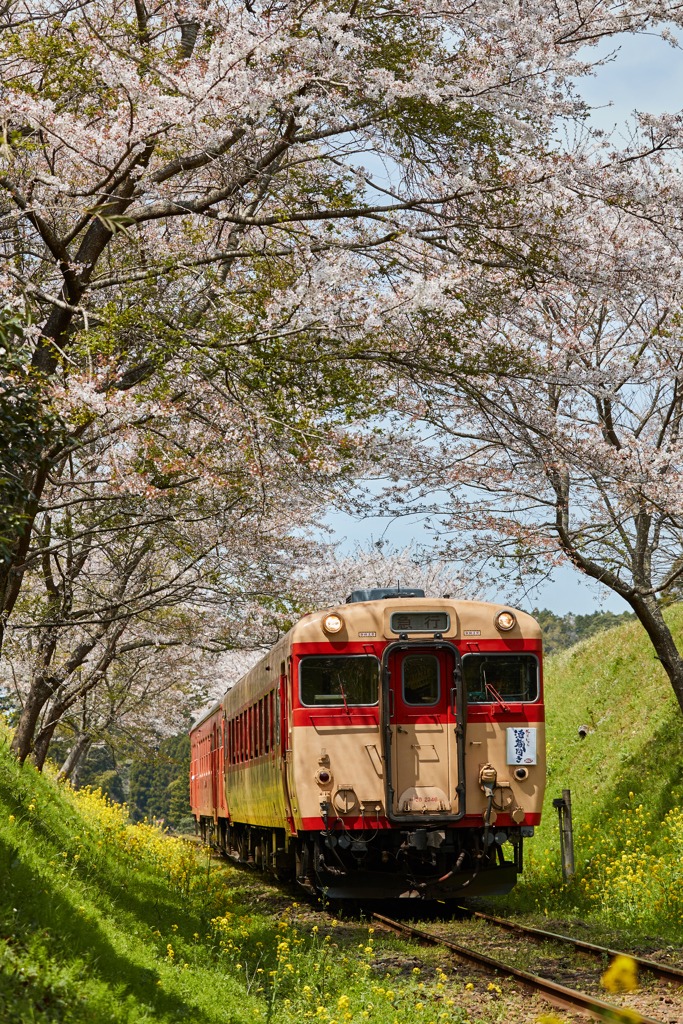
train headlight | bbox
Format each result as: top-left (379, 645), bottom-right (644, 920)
top-left (495, 610), bottom-right (516, 631)
top-left (323, 613), bottom-right (344, 634)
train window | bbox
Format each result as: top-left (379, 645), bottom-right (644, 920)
top-left (463, 654), bottom-right (539, 703)
top-left (299, 655), bottom-right (379, 706)
top-left (402, 654), bottom-right (440, 706)
top-left (259, 699), bottom-right (264, 755)
top-left (264, 696), bottom-right (270, 752)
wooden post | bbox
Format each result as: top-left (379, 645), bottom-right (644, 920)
top-left (561, 789), bottom-right (575, 879)
top-left (553, 790), bottom-right (575, 880)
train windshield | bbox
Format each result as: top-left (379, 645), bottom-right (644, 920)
top-left (299, 656), bottom-right (379, 706)
top-left (463, 654), bottom-right (539, 703)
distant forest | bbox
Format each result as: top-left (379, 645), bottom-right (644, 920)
top-left (532, 608), bottom-right (636, 656)
top-left (47, 732), bottom-right (193, 831)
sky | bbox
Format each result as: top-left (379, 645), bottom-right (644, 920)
top-left (324, 28), bottom-right (683, 617)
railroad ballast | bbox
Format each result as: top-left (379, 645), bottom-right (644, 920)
top-left (189, 590), bottom-right (545, 899)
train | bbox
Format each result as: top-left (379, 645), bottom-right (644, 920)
top-left (189, 588), bottom-right (545, 900)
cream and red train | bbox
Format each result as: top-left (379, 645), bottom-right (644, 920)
top-left (189, 589), bottom-right (545, 900)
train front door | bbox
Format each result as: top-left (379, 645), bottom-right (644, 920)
top-left (388, 647), bottom-right (460, 816)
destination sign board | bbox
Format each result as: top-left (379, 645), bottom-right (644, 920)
top-left (389, 611), bottom-right (449, 633)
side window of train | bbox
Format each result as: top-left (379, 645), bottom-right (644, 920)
top-left (463, 654), bottom-right (539, 703)
top-left (402, 654), bottom-right (440, 706)
top-left (275, 688), bottom-right (281, 746)
top-left (264, 694), bottom-right (270, 753)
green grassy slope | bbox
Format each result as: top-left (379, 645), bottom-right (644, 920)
top-left (0, 727), bottom-right (466, 1024)
top-left (0, 729), bottom-right (257, 1023)
top-left (542, 603), bottom-right (683, 831)
top-left (505, 605), bottom-right (683, 937)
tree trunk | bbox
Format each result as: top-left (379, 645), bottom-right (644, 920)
top-left (71, 738), bottom-right (92, 788)
top-left (32, 711), bottom-right (62, 772)
top-left (554, 492), bottom-right (683, 718)
top-left (627, 593), bottom-right (683, 716)
top-left (57, 732), bottom-right (92, 783)
top-left (9, 680), bottom-right (52, 762)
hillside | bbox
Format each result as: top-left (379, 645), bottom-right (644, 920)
top-left (532, 607), bottom-right (636, 656)
top-left (0, 727), bottom-right (475, 1024)
top-left (507, 604), bottom-right (683, 937)
top-left (543, 603), bottom-right (683, 814)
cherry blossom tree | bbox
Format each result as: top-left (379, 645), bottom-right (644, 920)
top-left (55, 642), bottom-right (210, 783)
top-left (386, 197), bottom-right (683, 716)
top-left (2, 433), bottom-right (355, 763)
top-left (4, 0), bottom-right (683, 649)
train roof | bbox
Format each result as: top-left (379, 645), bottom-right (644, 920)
top-left (286, 596), bottom-right (541, 645)
top-left (190, 697), bottom-right (222, 732)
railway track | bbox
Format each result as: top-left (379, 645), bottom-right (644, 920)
top-left (372, 912), bottom-right (669, 1023)
top-left (461, 907), bottom-right (683, 989)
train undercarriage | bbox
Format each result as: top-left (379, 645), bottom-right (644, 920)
top-left (197, 817), bottom-right (529, 900)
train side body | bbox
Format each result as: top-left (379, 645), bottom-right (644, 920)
top-left (190, 597), bottom-right (545, 899)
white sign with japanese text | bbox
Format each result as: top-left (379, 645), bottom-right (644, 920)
top-left (506, 727), bottom-right (537, 765)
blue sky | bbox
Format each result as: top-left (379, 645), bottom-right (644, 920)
top-left (325, 29), bottom-right (681, 616)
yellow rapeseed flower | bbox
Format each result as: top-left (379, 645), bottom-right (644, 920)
top-left (601, 955), bottom-right (638, 994)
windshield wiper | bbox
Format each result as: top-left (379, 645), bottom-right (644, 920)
top-left (482, 669), bottom-right (512, 713)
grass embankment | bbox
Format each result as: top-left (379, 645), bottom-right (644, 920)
top-left (1, 727), bottom-right (506, 1024)
top-left (506, 604), bottom-right (683, 939)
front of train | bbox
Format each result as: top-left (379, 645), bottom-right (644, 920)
top-left (287, 589), bottom-right (544, 899)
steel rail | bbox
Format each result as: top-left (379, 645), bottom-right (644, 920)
top-left (372, 913), bottom-right (665, 1024)
top-left (461, 907), bottom-right (683, 988)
